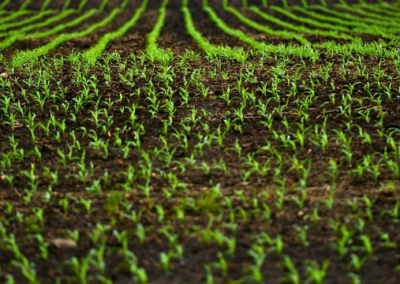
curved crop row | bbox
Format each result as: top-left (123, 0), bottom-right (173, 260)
top-left (206, 6), bottom-right (271, 51)
top-left (0, 10), bottom-right (32, 26)
top-left (182, 0), bottom-right (247, 62)
top-left (278, 0), bottom-right (311, 8)
top-left (19, 0), bottom-right (31, 11)
top-left (293, 6), bottom-right (400, 40)
top-left (377, 2), bottom-right (400, 13)
top-left (62, 0), bottom-right (72, 11)
top-left (0, 0), bottom-right (10, 11)
top-left (26, 9), bottom-right (98, 39)
top-left (223, 3), bottom-right (309, 45)
top-left (78, 0), bottom-right (89, 12)
top-left (12, 1), bottom-right (122, 67)
top-left (358, 3), bottom-right (400, 17)
top-left (251, 5), bottom-right (358, 42)
top-left (335, 4), bottom-right (400, 23)
top-left (0, 9), bottom-right (75, 49)
top-left (83, 0), bottom-right (149, 65)
top-left (99, 0), bottom-right (109, 11)
top-left (204, 5), bottom-right (268, 50)
top-left (268, 5), bottom-right (350, 32)
top-left (203, 4), bottom-right (319, 59)
top-left (0, 10), bottom-right (55, 32)
top-left (0, 0), bottom-right (107, 50)
top-left (145, 0), bottom-right (170, 64)
top-left (41, 0), bottom-right (52, 11)
top-left (306, 5), bottom-right (400, 28)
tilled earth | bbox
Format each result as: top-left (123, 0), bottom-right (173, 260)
top-left (1, 1), bottom-right (400, 284)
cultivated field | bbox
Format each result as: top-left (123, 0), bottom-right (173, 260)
top-left (1, 0), bottom-right (400, 283)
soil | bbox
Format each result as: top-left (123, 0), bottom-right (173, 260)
top-left (1, 1), bottom-right (400, 284)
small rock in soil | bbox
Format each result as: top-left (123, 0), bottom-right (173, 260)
top-left (0, 73), bottom-right (8, 78)
top-left (50, 238), bottom-right (77, 249)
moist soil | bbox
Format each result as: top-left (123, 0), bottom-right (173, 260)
top-left (1, 1), bottom-right (400, 284)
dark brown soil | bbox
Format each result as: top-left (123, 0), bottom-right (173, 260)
top-left (1, 1), bottom-right (400, 284)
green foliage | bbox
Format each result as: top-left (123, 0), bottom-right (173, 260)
top-left (78, 0), bottom-right (89, 12)
top-left (62, 0), bottom-right (72, 11)
top-left (83, 0), bottom-right (148, 65)
top-left (225, 4), bottom-right (309, 45)
top-left (104, 191), bottom-right (127, 215)
top-left (40, 0), bottom-right (52, 11)
top-left (0, 10), bottom-right (75, 49)
top-left (145, 0), bottom-right (172, 64)
top-left (12, 5), bottom-right (121, 67)
top-left (1, 1), bottom-right (400, 283)
top-left (0, 0), bottom-right (11, 10)
top-left (19, 0), bottom-right (31, 11)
